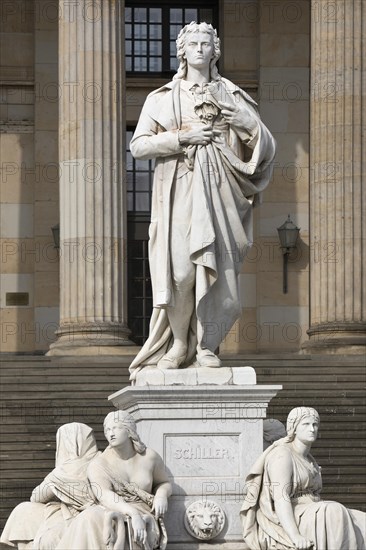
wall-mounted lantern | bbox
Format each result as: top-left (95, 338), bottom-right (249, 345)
top-left (51, 223), bottom-right (60, 249)
top-left (277, 215), bottom-right (300, 294)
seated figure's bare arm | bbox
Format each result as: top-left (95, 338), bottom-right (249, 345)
top-left (268, 449), bottom-right (314, 550)
top-left (150, 451), bottom-right (172, 517)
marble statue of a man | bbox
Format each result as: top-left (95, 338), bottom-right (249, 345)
top-left (129, 22), bottom-right (276, 380)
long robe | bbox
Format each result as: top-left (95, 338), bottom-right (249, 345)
top-left (129, 77), bottom-right (276, 379)
top-left (56, 453), bottom-right (168, 550)
top-left (240, 441), bottom-right (366, 549)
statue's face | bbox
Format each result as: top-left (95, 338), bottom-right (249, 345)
top-left (295, 415), bottom-right (319, 445)
top-left (104, 419), bottom-right (130, 448)
top-left (183, 31), bottom-right (213, 70)
top-left (194, 509), bottom-right (217, 534)
top-left (185, 500), bottom-right (225, 541)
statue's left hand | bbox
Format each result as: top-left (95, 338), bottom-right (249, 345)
top-left (218, 101), bottom-right (257, 134)
top-left (152, 495), bottom-right (168, 517)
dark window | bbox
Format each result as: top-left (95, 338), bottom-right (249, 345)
top-left (125, 1), bottom-right (218, 76)
top-left (126, 129), bottom-right (155, 212)
top-left (127, 223), bottom-right (152, 345)
top-left (126, 128), bottom-right (153, 344)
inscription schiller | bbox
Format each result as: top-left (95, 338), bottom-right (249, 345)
top-left (173, 446), bottom-right (231, 460)
top-left (165, 434), bottom-right (240, 477)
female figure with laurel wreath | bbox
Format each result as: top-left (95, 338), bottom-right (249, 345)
top-left (241, 407), bottom-right (366, 550)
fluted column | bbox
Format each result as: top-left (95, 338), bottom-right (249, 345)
top-left (49, 0), bottom-right (133, 355)
top-left (305, 0), bottom-right (365, 353)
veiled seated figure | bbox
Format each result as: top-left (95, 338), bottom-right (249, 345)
top-left (241, 407), bottom-right (366, 550)
top-left (0, 422), bottom-right (100, 549)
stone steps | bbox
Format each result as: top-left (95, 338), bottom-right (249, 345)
top-left (0, 353), bottom-right (365, 531)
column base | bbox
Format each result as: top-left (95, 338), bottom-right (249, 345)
top-left (302, 322), bottom-right (366, 355)
top-left (47, 321), bottom-right (135, 356)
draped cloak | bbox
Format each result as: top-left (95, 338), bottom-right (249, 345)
top-left (129, 78), bottom-right (276, 380)
top-left (0, 423), bottom-right (100, 550)
top-left (240, 441), bottom-right (366, 550)
top-left (56, 458), bottom-right (168, 550)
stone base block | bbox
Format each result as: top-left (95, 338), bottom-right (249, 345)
top-left (133, 365), bottom-right (257, 386)
top-left (109, 368), bottom-right (281, 549)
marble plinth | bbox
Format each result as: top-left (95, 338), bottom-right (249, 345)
top-left (109, 367), bottom-right (282, 549)
top-left (133, 365), bottom-right (257, 386)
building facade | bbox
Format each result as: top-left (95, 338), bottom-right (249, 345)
top-left (0, 0), bottom-right (364, 356)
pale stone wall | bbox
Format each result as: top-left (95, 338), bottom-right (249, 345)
top-left (255, 0), bottom-right (310, 353)
top-left (1, 0), bottom-right (36, 352)
top-left (0, 0), bottom-right (59, 352)
top-left (220, 0), bottom-right (310, 354)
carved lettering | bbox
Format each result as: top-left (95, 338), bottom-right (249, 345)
top-left (173, 446), bottom-right (231, 460)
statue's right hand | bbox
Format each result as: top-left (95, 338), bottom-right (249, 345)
top-left (179, 124), bottom-right (219, 146)
top-left (131, 514), bottom-right (147, 545)
top-left (292, 535), bottom-right (315, 549)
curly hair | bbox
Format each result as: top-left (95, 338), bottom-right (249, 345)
top-left (173, 22), bottom-right (221, 81)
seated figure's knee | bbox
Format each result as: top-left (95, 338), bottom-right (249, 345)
top-left (323, 501), bottom-right (347, 516)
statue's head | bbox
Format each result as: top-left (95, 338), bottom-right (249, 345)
top-left (55, 422), bottom-right (98, 465)
top-left (286, 407), bottom-right (320, 442)
top-left (184, 500), bottom-right (225, 540)
top-left (174, 21), bottom-right (221, 81)
top-left (103, 410), bottom-right (146, 454)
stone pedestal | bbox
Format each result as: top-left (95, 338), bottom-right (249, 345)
top-left (48, 0), bottom-right (133, 356)
top-left (304, 0), bottom-right (365, 354)
top-left (109, 367), bottom-right (282, 549)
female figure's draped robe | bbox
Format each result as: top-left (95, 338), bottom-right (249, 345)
top-left (56, 459), bottom-right (168, 550)
top-left (241, 442), bottom-right (366, 549)
top-left (129, 78), bottom-right (276, 379)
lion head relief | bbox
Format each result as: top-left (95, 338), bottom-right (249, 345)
top-left (184, 500), bottom-right (225, 540)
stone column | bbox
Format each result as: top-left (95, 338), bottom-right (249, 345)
top-left (304, 0), bottom-right (365, 353)
top-left (48, 0), bottom-right (134, 355)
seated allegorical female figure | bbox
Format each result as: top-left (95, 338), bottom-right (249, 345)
top-left (0, 422), bottom-right (100, 550)
top-left (241, 407), bottom-right (366, 550)
top-left (57, 410), bottom-right (172, 550)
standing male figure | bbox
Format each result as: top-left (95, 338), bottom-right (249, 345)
top-left (129, 22), bottom-right (276, 380)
